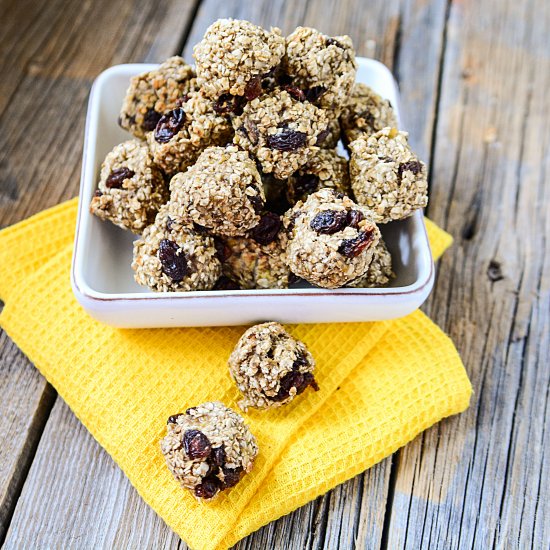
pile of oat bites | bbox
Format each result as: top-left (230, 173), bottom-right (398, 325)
top-left (90, 19), bottom-right (428, 293)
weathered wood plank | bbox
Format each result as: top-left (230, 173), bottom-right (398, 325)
top-left (0, 0), bottom-right (198, 541)
top-left (385, 0), bottom-right (550, 548)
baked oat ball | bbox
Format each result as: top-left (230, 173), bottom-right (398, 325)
top-left (232, 89), bottom-right (329, 179)
top-left (349, 127), bottom-right (428, 223)
top-left (132, 205), bottom-right (220, 292)
top-left (286, 149), bottom-right (350, 205)
top-left (160, 401), bottom-right (258, 500)
top-left (283, 188), bottom-right (381, 289)
top-left (340, 83), bottom-right (397, 145)
top-left (193, 19), bottom-right (285, 101)
top-left (222, 212), bottom-right (290, 289)
top-left (147, 91), bottom-right (233, 175)
top-left (346, 237), bottom-right (394, 288)
top-left (283, 27), bottom-right (357, 112)
top-left (229, 322), bottom-right (318, 411)
top-left (90, 140), bottom-right (168, 234)
top-left (119, 56), bottom-right (197, 139)
top-left (169, 146), bottom-right (265, 236)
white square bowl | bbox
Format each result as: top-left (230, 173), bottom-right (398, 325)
top-left (71, 57), bottom-right (434, 328)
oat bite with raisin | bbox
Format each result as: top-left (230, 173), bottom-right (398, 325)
top-left (132, 205), bottom-right (220, 292)
top-left (229, 322), bottom-right (318, 411)
top-left (349, 127), bottom-right (428, 224)
top-left (283, 26), bottom-right (357, 113)
top-left (90, 140), bottom-right (168, 234)
top-left (283, 188), bottom-right (381, 289)
top-left (286, 148), bottom-right (350, 205)
top-left (233, 89), bottom-right (329, 179)
top-left (169, 146), bottom-right (265, 237)
top-left (193, 19), bottom-right (285, 103)
top-left (221, 212), bottom-right (290, 289)
top-left (118, 56), bottom-right (197, 139)
top-left (340, 83), bottom-right (397, 146)
top-left (161, 401), bottom-right (258, 501)
top-left (346, 237), bottom-right (394, 288)
top-left (147, 91), bottom-right (233, 175)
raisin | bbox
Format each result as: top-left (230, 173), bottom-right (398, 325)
top-left (105, 167), bottom-right (135, 189)
top-left (310, 210), bottom-right (348, 234)
top-left (337, 229), bottom-right (376, 258)
top-left (185, 407), bottom-right (197, 415)
top-left (210, 446), bottom-right (226, 468)
top-left (397, 160), bottom-right (423, 182)
top-left (183, 429), bottom-right (212, 460)
top-left (315, 127), bottom-right (331, 145)
top-left (213, 94), bottom-right (245, 115)
top-left (213, 276), bottom-right (240, 291)
top-left (244, 76), bottom-right (263, 101)
top-left (266, 128), bottom-right (307, 151)
top-left (221, 466), bottom-right (243, 488)
top-left (214, 239), bottom-right (231, 262)
top-left (326, 37), bottom-right (344, 48)
top-left (154, 108), bottom-right (186, 143)
top-left (293, 173), bottom-right (319, 197)
top-left (158, 239), bottom-right (189, 282)
top-left (142, 108), bottom-right (161, 131)
top-left (249, 212), bottom-right (281, 245)
top-left (194, 476), bottom-right (220, 499)
top-left (248, 190), bottom-right (265, 214)
top-left (272, 369), bottom-right (317, 402)
top-left (346, 210), bottom-right (364, 228)
top-left (283, 84), bottom-right (306, 102)
top-left (292, 351), bottom-right (308, 371)
top-left (167, 413), bottom-right (183, 424)
top-left (193, 222), bottom-right (210, 235)
top-left (305, 86), bottom-right (327, 102)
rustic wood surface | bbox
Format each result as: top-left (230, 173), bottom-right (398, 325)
top-left (0, 0), bottom-right (548, 548)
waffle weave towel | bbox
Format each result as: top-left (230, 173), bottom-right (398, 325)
top-left (0, 199), bottom-right (471, 550)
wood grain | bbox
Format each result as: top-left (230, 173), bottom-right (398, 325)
top-left (0, 0), bottom-right (198, 542)
top-left (385, 0), bottom-right (550, 548)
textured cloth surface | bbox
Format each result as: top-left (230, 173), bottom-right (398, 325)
top-left (0, 200), bottom-right (471, 550)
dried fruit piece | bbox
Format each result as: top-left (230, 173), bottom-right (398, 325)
top-left (210, 446), bottom-right (226, 468)
top-left (244, 76), bottom-right (263, 101)
top-left (315, 127), bottom-right (330, 145)
top-left (248, 212), bottom-right (281, 245)
top-left (221, 466), bottom-right (243, 488)
top-left (105, 167), bottom-right (135, 189)
top-left (213, 94), bottom-right (245, 115)
top-left (272, 369), bottom-right (318, 401)
top-left (154, 108), bottom-right (186, 143)
top-left (346, 209), bottom-right (364, 228)
top-left (183, 429), bottom-right (212, 460)
top-left (337, 229), bottom-right (376, 258)
top-left (158, 239), bottom-right (189, 282)
top-left (266, 128), bottom-right (307, 151)
top-left (248, 192), bottom-right (264, 214)
top-left (397, 160), bottom-right (423, 182)
top-left (142, 108), bottom-right (162, 131)
top-left (194, 476), bottom-right (220, 499)
top-left (282, 84), bottom-right (306, 102)
top-left (167, 414), bottom-right (183, 424)
top-left (310, 210), bottom-right (348, 234)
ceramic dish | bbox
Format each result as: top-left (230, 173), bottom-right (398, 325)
top-left (71, 57), bottom-right (434, 327)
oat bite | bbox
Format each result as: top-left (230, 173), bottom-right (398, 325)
top-left (193, 19), bottom-right (285, 101)
top-left (161, 401), bottom-right (258, 500)
top-left (222, 212), bottom-right (290, 289)
top-left (340, 83), bottom-right (397, 145)
top-left (283, 27), bottom-right (357, 112)
top-left (132, 205), bottom-right (220, 292)
top-left (118, 56), bottom-right (197, 139)
top-left (147, 91), bottom-right (233, 175)
top-left (283, 188), bottom-right (381, 289)
top-left (90, 140), bottom-right (168, 234)
top-left (229, 322), bottom-right (318, 411)
top-left (286, 148), bottom-right (350, 205)
top-left (169, 146), bottom-right (265, 236)
top-left (349, 127), bottom-right (428, 223)
top-left (347, 237), bottom-right (394, 288)
top-left (233, 89), bottom-right (329, 179)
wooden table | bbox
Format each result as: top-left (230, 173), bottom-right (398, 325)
top-left (0, 0), bottom-right (548, 547)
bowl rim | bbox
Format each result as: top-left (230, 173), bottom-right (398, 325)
top-left (71, 58), bottom-right (434, 303)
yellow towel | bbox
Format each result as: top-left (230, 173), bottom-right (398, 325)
top-left (0, 200), bottom-right (471, 550)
